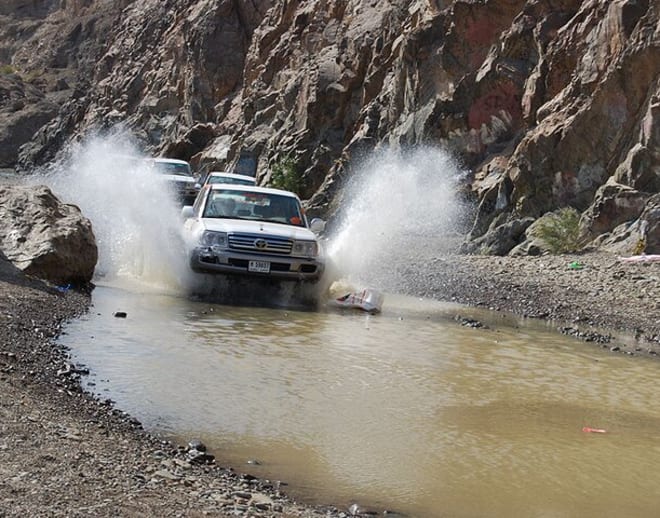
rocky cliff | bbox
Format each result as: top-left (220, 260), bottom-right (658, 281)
top-left (1, 0), bottom-right (658, 254)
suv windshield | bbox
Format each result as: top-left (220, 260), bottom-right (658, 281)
top-left (207, 175), bottom-right (255, 186)
top-left (153, 161), bottom-right (192, 177)
top-left (203, 190), bottom-right (304, 227)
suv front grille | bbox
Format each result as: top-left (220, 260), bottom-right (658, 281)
top-left (228, 233), bottom-right (293, 254)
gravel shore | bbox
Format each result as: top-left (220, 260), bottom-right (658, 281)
top-left (1, 250), bottom-right (659, 517)
top-left (398, 251), bottom-right (660, 356)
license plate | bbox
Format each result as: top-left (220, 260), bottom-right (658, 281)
top-left (248, 260), bottom-right (270, 273)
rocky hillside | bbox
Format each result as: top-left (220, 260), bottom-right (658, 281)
top-left (1, 0), bottom-right (658, 254)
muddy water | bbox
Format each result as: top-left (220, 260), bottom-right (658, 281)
top-left (61, 285), bottom-right (660, 518)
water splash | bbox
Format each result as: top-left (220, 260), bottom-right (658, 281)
top-left (30, 136), bottom-right (466, 301)
top-left (35, 131), bottom-right (193, 294)
top-left (325, 147), bottom-right (468, 292)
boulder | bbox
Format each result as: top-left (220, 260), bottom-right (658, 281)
top-left (579, 181), bottom-right (650, 239)
top-left (586, 194), bottom-right (660, 254)
top-left (0, 184), bottom-right (97, 284)
top-left (460, 217), bottom-right (534, 256)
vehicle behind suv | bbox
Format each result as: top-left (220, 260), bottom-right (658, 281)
top-left (148, 158), bottom-right (198, 205)
top-left (181, 184), bottom-right (325, 282)
top-left (197, 171), bottom-right (257, 188)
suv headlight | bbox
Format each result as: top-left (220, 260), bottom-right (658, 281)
top-left (200, 231), bottom-right (227, 248)
top-left (292, 240), bottom-right (318, 257)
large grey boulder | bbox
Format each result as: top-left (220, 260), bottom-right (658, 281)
top-left (460, 217), bottom-right (534, 256)
top-left (0, 184), bottom-right (97, 284)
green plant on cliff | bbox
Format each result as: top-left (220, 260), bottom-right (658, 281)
top-left (0, 64), bottom-right (16, 74)
top-left (531, 207), bottom-right (583, 253)
top-left (269, 155), bottom-right (302, 194)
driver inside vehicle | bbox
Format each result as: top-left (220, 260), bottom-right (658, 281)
top-left (269, 197), bottom-right (303, 226)
top-left (208, 197), bottom-right (236, 217)
top-left (220, 198), bottom-right (236, 217)
top-left (269, 198), bottom-right (288, 220)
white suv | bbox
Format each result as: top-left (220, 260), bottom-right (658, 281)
top-left (181, 184), bottom-right (325, 282)
top-left (197, 171), bottom-right (256, 188)
top-left (148, 158), bottom-right (199, 205)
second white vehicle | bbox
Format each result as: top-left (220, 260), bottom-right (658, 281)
top-left (197, 171), bottom-right (257, 188)
top-left (181, 184), bottom-right (325, 282)
top-left (148, 157), bottom-right (199, 205)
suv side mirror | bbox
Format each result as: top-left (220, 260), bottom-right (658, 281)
top-left (310, 218), bottom-right (326, 233)
top-left (181, 206), bottom-right (194, 220)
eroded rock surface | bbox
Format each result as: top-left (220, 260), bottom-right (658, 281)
top-left (0, 0), bottom-right (658, 253)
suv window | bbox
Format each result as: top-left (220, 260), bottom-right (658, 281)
top-left (208, 176), bottom-right (254, 186)
top-left (203, 189), bottom-right (304, 226)
top-left (154, 161), bottom-right (192, 177)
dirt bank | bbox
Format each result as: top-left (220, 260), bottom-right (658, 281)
top-left (1, 250), bottom-right (659, 517)
top-left (396, 251), bottom-right (660, 357)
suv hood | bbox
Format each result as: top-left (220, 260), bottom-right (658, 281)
top-left (201, 218), bottom-right (318, 241)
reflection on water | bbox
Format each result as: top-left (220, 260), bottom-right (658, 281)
top-left (61, 285), bottom-right (660, 518)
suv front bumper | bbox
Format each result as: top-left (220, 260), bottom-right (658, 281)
top-left (190, 247), bottom-right (324, 281)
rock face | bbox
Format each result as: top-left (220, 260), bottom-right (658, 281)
top-left (0, 185), bottom-right (97, 284)
top-left (0, 0), bottom-right (658, 254)
top-left (0, 75), bottom-right (58, 168)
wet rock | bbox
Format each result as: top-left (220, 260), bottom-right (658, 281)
top-left (186, 448), bottom-right (215, 465)
top-left (56, 363), bottom-right (90, 377)
top-left (455, 315), bottom-right (488, 329)
top-left (347, 502), bottom-right (379, 516)
top-left (187, 439), bottom-right (206, 452)
top-left (559, 327), bottom-right (612, 344)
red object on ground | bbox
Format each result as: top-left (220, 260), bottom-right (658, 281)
top-left (582, 426), bottom-right (607, 433)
